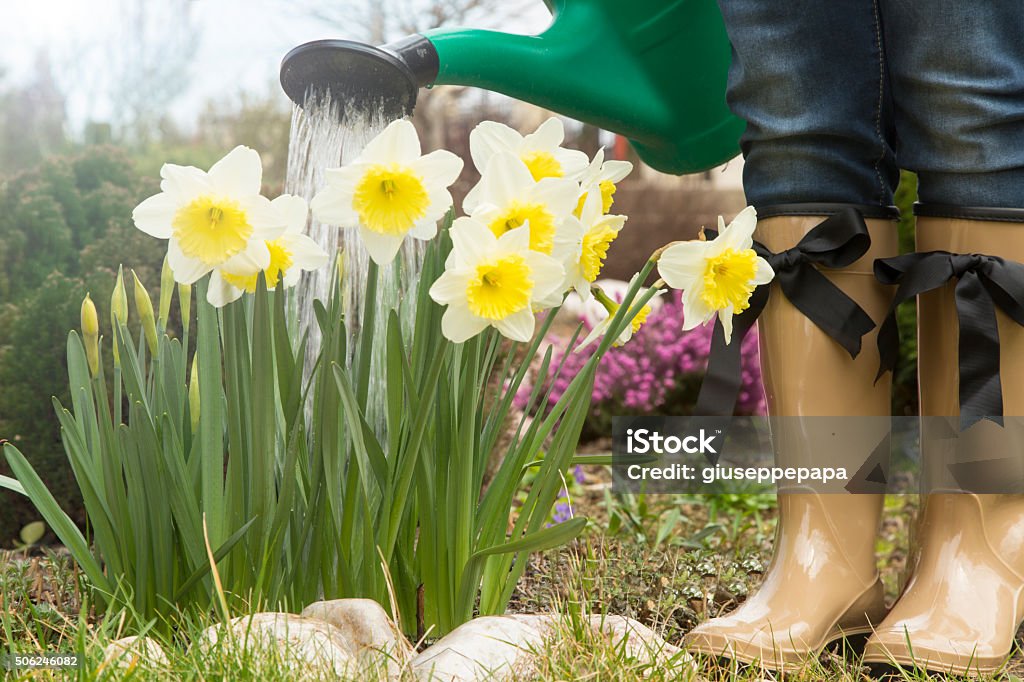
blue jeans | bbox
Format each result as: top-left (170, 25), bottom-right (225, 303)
top-left (717, 0), bottom-right (1024, 209)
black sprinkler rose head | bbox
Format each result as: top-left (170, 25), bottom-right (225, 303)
top-left (279, 35), bottom-right (439, 121)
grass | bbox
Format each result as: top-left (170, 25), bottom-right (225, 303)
top-left (3, 481), bottom-right (1024, 680)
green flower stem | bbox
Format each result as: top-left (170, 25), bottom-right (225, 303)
top-left (355, 259), bottom-right (379, 408)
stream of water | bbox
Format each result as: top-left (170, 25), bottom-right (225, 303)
top-left (284, 93), bottom-right (426, 437)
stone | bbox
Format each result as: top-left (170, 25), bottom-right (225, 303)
top-left (300, 598), bottom-right (413, 676)
top-left (195, 613), bottom-right (356, 678)
top-left (410, 613), bottom-right (694, 681)
top-left (101, 636), bottom-right (169, 672)
top-left (410, 614), bottom-right (557, 682)
top-left (588, 614), bottom-right (686, 665)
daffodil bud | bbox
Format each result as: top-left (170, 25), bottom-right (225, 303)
top-left (111, 266), bottom-right (129, 326)
top-left (81, 293), bottom-right (100, 377)
top-left (132, 270), bottom-right (159, 357)
top-left (111, 266), bottom-right (128, 367)
top-left (178, 283), bottom-right (192, 336)
top-left (158, 256), bottom-right (174, 328)
top-left (188, 352), bottom-right (200, 432)
top-left (591, 285), bottom-right (618, 315)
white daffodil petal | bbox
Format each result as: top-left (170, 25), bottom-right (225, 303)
top-left (494, 307), bottom-right (536, 342)
top-left (753, 257), bottom-right (775, 285)
top-left (283, 233), bottom-right (329, 270)
top-left (241, 195), bottom-right (286, 239)
top-left (525, 252), bottom-right (566, 302)
top-left (283, 268), bottom-right (303, 289)
top-left (480, 152), bottom-right (536, 205)
top-left (596, 214), bottom-right (627, 234)
top-left (310, 186), bottom-right (360, 227)
top-left (207, 269), bottom-right (244, 308)
top-left (602, 160), bottom-right (634, 183)
top-left (718, 206), bottom-right (758, 251)
top-left (167, 241), bottom-right (213, 285)
top-left (271, 194), bottom-right (310, 233)
top-left (363, 118), bottom-right (421, 164)
top-left (470, 121), bottom-right (523, 173)
top-left (720, 308), bottom-right (735, 344)
top-left (680, 286), bottom-right (713, 331)
top-left (552, 148), bottom-right (590, 181)
top-left (450, 217), bottom-right (499, 262)
top-left (495, 224), bottom-right (532, 255)
top-left (208, 146), bottom-right (263, 197)
top-left (358, 227), bottom-right (405, 265)
top-left (462, 181), bottom-right (484, 215)
top-left (523, 117), bottom-right (564, 151)
top-left (422, 187), bottom-right (455, 223)
top-left (576, 317), bottom-right (609, 352)
top-left (322, 165), bottom-right (362, 191)
top-left (658, 242), bottom-right (710, 289)
top-left (579, 148), bottom-right (605, 187)
top-left (530, 177), bottom-right (579, 219)
top-left (578, 188), bottom-right (604, 226)
top-left (441, 304), bottom-right (490, 344)
top-left (534, 287), bottom-right (565, 310)
top-left (428, 269), bottom-right (471, 304)
top-left (160, 163), bottom-right (209, 201)
top-left (132, 192), bottom-right (178, 238)
top-left (408, 217), bottom-right (440, 240)
top-left (412, 149), bottom-right (464, 187)
top-left (223, 239), bottom-right (271, 274)
top-left (554, 214), bottom-right (585, 251)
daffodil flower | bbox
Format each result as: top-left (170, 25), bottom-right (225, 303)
top-left (554, 190), bottom-right (627, 300)
top-left (463, 152), bottom-right (578, 256)
top-left (657, 206), bottom-right (774, 343)
top-left (208, 194), bottom-right (329, 307)
top-left (468, 117), bottom-right (589, 183)
top-left (576, 275), bottom-right (663, 351)
top-left (310, 119), bottom-right (463, 266)
top-left (132, 146), bottom-right (286, 284)
top-left (429, 217), bottom-right (564, 343)
top-left (574, 147), bottom-right (633, 216)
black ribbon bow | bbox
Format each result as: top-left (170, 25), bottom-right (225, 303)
top-left (694, 208), bottom-right (876, 416)
top-left (875, 251), bottom-right (1024, 428)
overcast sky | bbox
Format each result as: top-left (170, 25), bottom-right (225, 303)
top-left (1, 0), bottom-right (550, 129)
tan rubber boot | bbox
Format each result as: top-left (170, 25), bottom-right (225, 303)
top-left (684, 206), bottom-right (897, 671)
top-left (863, 208), bottom-right (1024, 675)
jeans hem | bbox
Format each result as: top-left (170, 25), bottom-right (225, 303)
top-left (914, 203), bottom-right (1024, 223)
top-left (757, 203), bottom-right (899, 220)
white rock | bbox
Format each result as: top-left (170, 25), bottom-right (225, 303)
top-left (589, 614), bottom-right (696, 677)
top-left (196, 613), bottom-right (356, 679)
top-left (300, 598), bottom-right (413, 676)
top-left (588, 614), bottom-right (685, 664)
top-left (101, 635), bottom-right (169, 671)
top-left (410, 614), bottom-right (557, 682)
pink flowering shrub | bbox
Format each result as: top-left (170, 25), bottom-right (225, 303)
top-left (519, 291), bottom-right (766, 441)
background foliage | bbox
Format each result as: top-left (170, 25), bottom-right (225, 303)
top-left (0, 147), bottom-right (165, 535)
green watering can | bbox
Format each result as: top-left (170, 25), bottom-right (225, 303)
top-left (280, 0), bottom-right (743, 174)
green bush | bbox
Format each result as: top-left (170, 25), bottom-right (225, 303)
top-left (892, 170), bottom-right (918, 416)
top-left (0, 147), bottom-right (164, 541)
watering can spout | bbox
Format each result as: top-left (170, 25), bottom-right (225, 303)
top-left (280, 0), bottom-right (744, 175)
top-left (280, 35), bottom-right (440, 121)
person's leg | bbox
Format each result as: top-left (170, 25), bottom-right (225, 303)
top-left (863, 2), bottom-right (1024, 673)
top-left (684, 208), bottom-right (896, 670)
top-left (685, 1), bottom-right (899, 670)
top-left (862, 210), bottom-right (1024, 674)
top-left (719, 0), bottom-right (899, 209)
top-left (882, 0), bottom-right (1024, 208)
